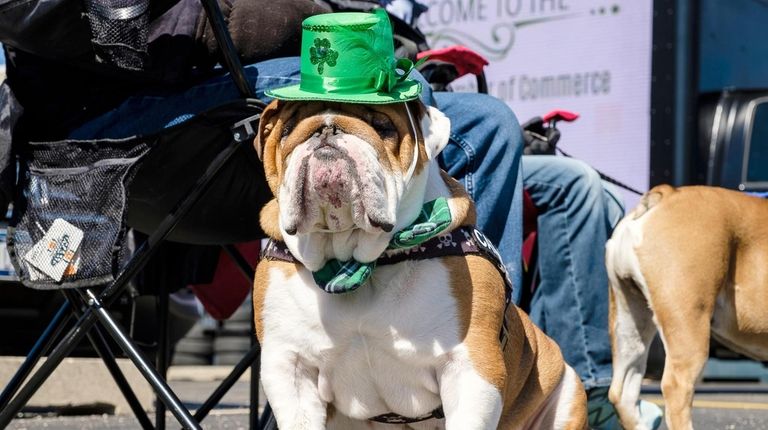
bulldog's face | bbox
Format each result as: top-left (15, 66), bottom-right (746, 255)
top-left (256, 99), bottom-right (450, 269)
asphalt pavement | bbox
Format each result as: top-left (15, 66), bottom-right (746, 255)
top-left (7, 380), bottom-right (768, 429)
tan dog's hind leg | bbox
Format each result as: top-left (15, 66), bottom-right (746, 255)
top-left (639, 226), bottom-right (725, 429)
top-left (607, 278), bottom-right (657, 430)
top-left (639, 249), bottom-right (722, 430)
top-left (653, 276), bottom-right (713, 430)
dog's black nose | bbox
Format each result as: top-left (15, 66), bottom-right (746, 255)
top-left (318, 124), bottom-right (339, 139)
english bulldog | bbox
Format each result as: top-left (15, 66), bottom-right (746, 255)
top-left (607, 185), bottom-right (768, 430)
top-left (252, 98), bottom-right (587, 429)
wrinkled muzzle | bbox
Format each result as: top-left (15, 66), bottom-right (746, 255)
top-left (278, 125), bottom-right (398, 236)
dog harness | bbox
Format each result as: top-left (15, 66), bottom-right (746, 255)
top-left (261, 202), bottom-right (514, 425)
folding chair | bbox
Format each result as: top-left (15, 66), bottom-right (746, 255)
top-left (0, 0), bottom-right (278, 428)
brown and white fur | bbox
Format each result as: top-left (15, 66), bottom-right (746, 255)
top-left (252, 99), bottom-right (587, 429)
top-left (607, 185), bottom-right (768, 430)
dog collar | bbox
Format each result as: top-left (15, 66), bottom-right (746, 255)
top-left (265, 197), bottom-right (453, 293)
top-left (262, 197), bottom-right (512, 307)
top-left (369, 407), bottom-right (444, 425)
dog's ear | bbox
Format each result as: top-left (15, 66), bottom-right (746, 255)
top-left (417, 102), bottom-right (451, 160)
top-left (259, 199), bottom-right (283, 240)
top-left (255, 99), bottom-right (282, 160)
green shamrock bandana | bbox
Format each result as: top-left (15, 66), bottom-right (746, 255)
top-left (312, 197), bottom-right (452, 293)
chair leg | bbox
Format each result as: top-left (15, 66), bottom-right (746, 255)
top-left (250, 293), bottom-right (260, 430)
top-left (222, 244), bottom-right (256, 280)
top-left (0, 301), bottom-right (97, 427)
top-left (221, 244), bottom-right (263, 428)
top-left (88, 325), bottom-right (155, 429)
top-left (81, 289), bottom-right (202, 430)
top-left (193, 343), bottom-right (260, 422)
top-left (63, 290), bottom-right (154, 429)
top-left (156, 283), bottom-right (170, 430)
top-left (0, 300), bottom-right (71, 412)
top-left (250, 354), bottom-right (260, 429)
top-left (260, 402), bottom-right (278, 430)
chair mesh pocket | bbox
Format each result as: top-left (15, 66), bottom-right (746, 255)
top-left (8, 138), bottom-right (150, 289)
top-left (84, 0), bottom-right (150, 70)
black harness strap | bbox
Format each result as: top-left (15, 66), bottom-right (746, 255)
top-left (263, 226), bottom-right (512, 302)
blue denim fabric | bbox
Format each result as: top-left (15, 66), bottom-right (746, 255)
top-left (435, 92), bottom-right (524, 295)
top-left (68, 57), bottom-right (303, 140)
top-left (522, 155), bottom-right (625, 389)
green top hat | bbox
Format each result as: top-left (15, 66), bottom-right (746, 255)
top-left (266, 9), bottom-right (422, 104)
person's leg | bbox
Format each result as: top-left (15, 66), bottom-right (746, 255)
top-left (434, 92), bottom-right (523, 292)
top-left (522, 155), bottom-right (617, 389)
top-left (602, 181), bottom-right (625, 232)
top-left (69, 57), bottom-right (301, 140)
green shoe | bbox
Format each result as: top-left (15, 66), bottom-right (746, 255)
top-left (587, 387), bottom-right (663, 430)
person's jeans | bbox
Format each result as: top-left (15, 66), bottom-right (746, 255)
top-left (69, 57), bottom-right (524, 287)
top-left (69, 57), bottom-right (303, 139)
top-left (435, 92), bottom-right (523, 292)
top-left (522, 155), bottom-right (625, 390)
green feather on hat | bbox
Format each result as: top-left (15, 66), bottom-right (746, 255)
top-left (266, 9), bottom-right (423, 104)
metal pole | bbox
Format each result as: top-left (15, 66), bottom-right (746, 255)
top-left (199, 0), bottom-right (255, 98)
top-left (84, 289), bottom-right (202, 430)
top-left (193, 343), bottom-right (261, 422)
top-left (0, 306), bottom-right (95, 427)
top-left (156, 283), bottom-right (170, 430)
top-left (89, 326), bottom-right (155, 430)
top-left (62, 290), bottom-right (154, 430)
top-left (249, 312), bottom-right (260, 430)
top-left (673, 0), bottom-right (699, 185)
top-left (221, 244), bottom-right (255, 281)
top-left (220, 244), bottom-right (260, 429)
top-left (260, 402), bottom-right (278, 430)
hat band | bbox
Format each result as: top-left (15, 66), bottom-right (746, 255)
top-left (300, 73), bottom-right (379, 95)
top-left (299, 56), bottom-right (424, 97)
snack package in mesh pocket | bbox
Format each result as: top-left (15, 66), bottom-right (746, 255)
top-left (8, 138), bottom-right (150, 289)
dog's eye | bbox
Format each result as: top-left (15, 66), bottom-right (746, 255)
top-left (371, 114), bottom-right (397, 138)
top-left (281, 117), bottom-right (296, 138)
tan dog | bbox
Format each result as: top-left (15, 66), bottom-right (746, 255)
top-left (607, 185), bottom-right (768, 430)
top-left (252, 99), bottom-right (587, 429)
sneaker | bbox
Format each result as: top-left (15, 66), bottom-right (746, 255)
top-left (587, 387), bottom-right (663, 430)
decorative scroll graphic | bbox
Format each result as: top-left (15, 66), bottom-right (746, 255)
top-left (423, 3), bottom-right (622, 61)
top-left (425, 13), bottom-right (578, 61)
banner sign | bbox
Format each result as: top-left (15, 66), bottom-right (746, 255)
top-left (419, 0), bottom-right (653, 204)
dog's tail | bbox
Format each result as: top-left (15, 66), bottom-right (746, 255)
top-left (630, 184), bottom-right (676, 220)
